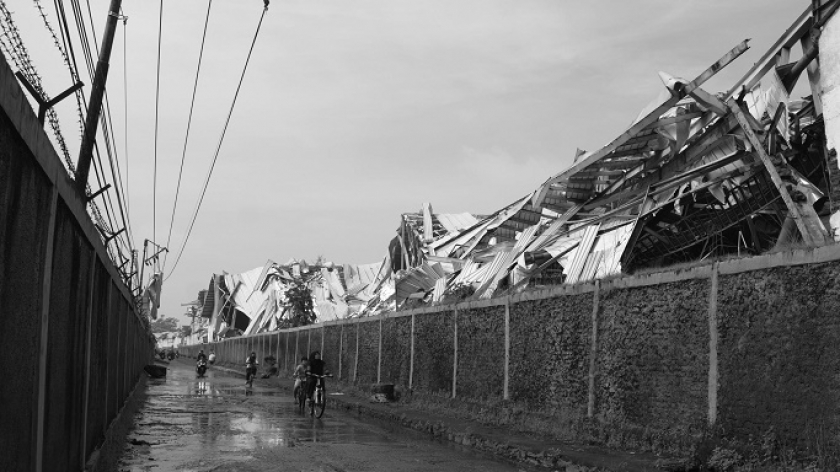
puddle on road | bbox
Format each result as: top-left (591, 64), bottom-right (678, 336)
top-left (121, 360), bottom-right (529, 472)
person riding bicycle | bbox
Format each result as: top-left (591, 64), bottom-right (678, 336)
top-left (292, 357), bottom-right (309, 398)
top-left (245, 351), bottom-right (259, 385)
top-left (305, 350), bottom-right (327, 401)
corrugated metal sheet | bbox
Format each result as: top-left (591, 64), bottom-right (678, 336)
top-left (579, 250), bottom-right (604, 283)
top-left (564, 223), bottom-right (601, 284)
top-left (432, 277), bottom-right (447, 304)
top-left (225, 266), bottom-right (266, 316)
top-left (479, 224), bottom-right (540, 299)
top-left (451, 259), bottom-right (478, 285)
top-left (200, 276), bottom-right (217, 319)
top-left (437, 213), bottom-right (479, 234)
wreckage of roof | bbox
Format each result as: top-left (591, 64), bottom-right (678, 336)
top-left (196, 4), bottom-right (838, 334)
top-left (389, 4), bottom-right (835, 308)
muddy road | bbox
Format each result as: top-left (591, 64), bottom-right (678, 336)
top-left (118, 359), bottom-right (526, 472)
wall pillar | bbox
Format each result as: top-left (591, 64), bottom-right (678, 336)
top-left (354, 321), bottom-right (360, 384)
top-left (503, 297), bottom-right (511, 401)
top-left (34, 188), bottom-right (58, 472)
top-left (79, 250), bottom-right (96, 469)
top-left (587, 281), bottom-right (600, 418)
top-left (708, 263), bottom-right (720, 426)
top-left (452, 309), bottom-right (458, 399)
top-left (339, 324), bottom-right (344, 380)
top-left (377, 318), bottom-right (383, 383)
top-left (409, 313), bottom-right (415, 390)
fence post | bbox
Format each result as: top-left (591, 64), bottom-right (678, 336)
top-left (377, 317), bottom-right (383, 384)
top-left (503, 297), bottom-right (510, 401)
top-left (34, 188), bottom-right (58, 472)
top-left (284, 332), bottom-right (290, 373)
top-left (409, 313), bottom-right (415, 390)
top-left (587, 280), bottom-right (600, 418)
top-left (452, 308), bottom-right (458, 399)
top-left (338, 323), bottom-right (344, 380)
top-left (321, 324), bottom-right (325, 357)
top-left (353, 321), bottom-right (360, 384)
top-left (708, 263), bottom-right (720, 426)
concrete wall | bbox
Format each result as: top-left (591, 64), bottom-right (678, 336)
top-left (0, 50), bottom-right (155, 472)
top-left (186, 244), bottom-right (840, 457)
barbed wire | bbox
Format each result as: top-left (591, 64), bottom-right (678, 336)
top-left (0, 1), bottom-right (117, 249)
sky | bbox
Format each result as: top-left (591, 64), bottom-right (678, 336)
top-left (10, 0), bottom-right (809, 326)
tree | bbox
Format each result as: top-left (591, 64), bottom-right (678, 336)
top-left (285, 279), bottom-right (316, 327)
top-left (179, 325), bottom-right (192, 337)
top-left (151, 316), bottom-right (179, 334)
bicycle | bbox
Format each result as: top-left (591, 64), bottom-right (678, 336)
top-left (307, 373), bottom-right (332, 418)
top-left (245, 362), bottom-right (258, 388)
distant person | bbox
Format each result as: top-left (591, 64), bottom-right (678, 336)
top-left (245, 351), bottom-right (259, 386)
top-left (292, 357), bottom-right (309, 397)
top-left (261, 355), bottom-right (278, 378)
top-left (208, 351), bottom-right (216, 364)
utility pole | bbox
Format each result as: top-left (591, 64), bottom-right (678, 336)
top-left (75, 0), bottom-right (122, 197)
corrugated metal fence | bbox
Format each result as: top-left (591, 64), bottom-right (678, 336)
top-left (0, 54), bottom-right (155, 471)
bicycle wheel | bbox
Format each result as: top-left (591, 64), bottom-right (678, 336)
top-left (314, 389), bottom-right (326, 418)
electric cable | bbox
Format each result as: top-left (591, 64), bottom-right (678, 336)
top-left (153, 0), bottom-right (164, 246)
top-left (165, 3), bottom-right (269, 281)
top-left (163, 0), bottom-right (213, 271)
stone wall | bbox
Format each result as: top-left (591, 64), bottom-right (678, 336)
top-left (717, 263), bottom-right (840, 449)
top-left (189, 246), bottom-right (840, 458)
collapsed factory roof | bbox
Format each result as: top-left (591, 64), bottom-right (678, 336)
top-left (194, 4), bottom-right (839, 336)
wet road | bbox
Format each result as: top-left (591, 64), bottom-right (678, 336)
top-left (119, 359), bottom-right (525, 472)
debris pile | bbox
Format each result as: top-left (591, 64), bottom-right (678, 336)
top-left (192, 5), bottom-right (839, 337)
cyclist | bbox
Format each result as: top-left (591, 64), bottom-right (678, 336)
top-left (305, 350), bottom-right (327, 401)
top-left (292, 357), bottom-right (309, 398)
top-left (245, 351), bottom-right (259, 385)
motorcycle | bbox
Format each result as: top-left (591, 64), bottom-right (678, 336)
top-left (196, 359), bottom-right (208, 377)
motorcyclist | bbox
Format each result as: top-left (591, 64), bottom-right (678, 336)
top-left (197, 349), bottom-right (207, 363)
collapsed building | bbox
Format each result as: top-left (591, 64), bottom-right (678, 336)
top-left (384, 5), bottom-right (840, 308)
top-left (191, 3), bottom-right (840, 339)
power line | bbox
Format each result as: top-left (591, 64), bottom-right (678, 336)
top-left (153, 0), bottom-right (164, 246)
top-left (121, 12), bottom-right (130, 219)
top-left (163, 0), bottom-right (213, 271)
top-left (166, 3), bottom-right (269, 281)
